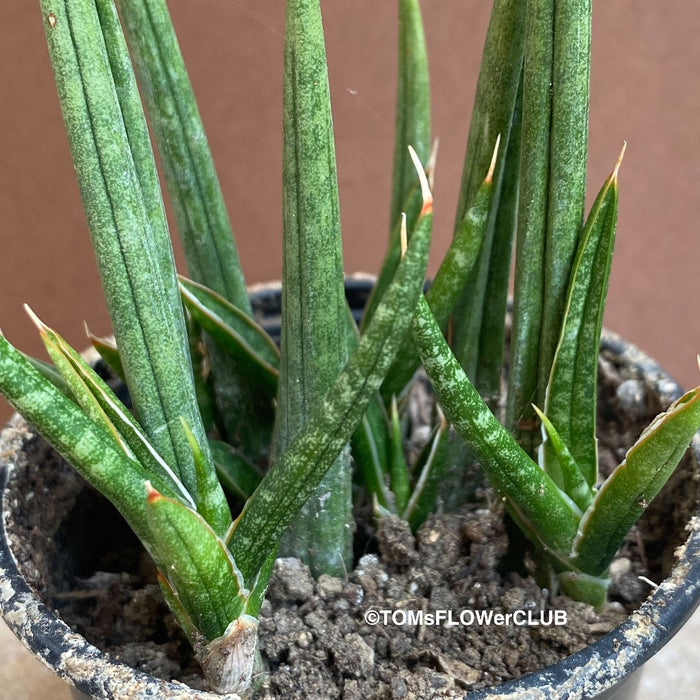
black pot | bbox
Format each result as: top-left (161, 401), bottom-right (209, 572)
top-left (1, 281), bottom-right (699, 699)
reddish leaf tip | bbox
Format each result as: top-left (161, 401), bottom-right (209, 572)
top-left (146, 480), bottom-right (163, 504)
top-left (407, 145), bottom-right (433, 217)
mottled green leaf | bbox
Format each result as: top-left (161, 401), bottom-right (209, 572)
top-left (543, 151), bottom-right (621, 487)
top-left (533, 406), bottom-right (592, 512)
top-left (381, 141), bottom-right (496, 399)
top-left (40, 0), bottom-right (211, 497)
top-left (573, 387), bottom-right (700, 577)
top-left (451, 0), bottom-right (525, 381)
top-left (209, 440), bottom-right (263, 501)
top-left (390, 0), bottom-right (431, 232)
top-left (87, 332), bottom-right (125, 382)
top-left (507, 0), bottom-right (591, 452)
top-left (362, 182), bottom-right (424, 332)
top-left (412, 296), bottom-right (580, 556)
top-left (29, 311), bottom-right (196, 509)
top-left (146, 485), bottom-right (246, 641)
top-left (403, 418), bottom-right (450, 530)
top-left (230, 196), bottom-right (432, 585)
top-left (389, 396), bottom-right (411, 514)
top-left (0, 332), bottom-right (177, 547)
top-left (116, 0), bottom-right (250, 312)
top-left (181, 419), bottom-right (233, 537)
top-left (180, 277), bottom-right (279, 397)
top-left (351, 399), bottom-right (392, 510)
top-left (274, 0), bottom-right (351, 577)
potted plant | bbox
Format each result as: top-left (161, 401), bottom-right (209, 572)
top-left (1, 0), bottom-right (699, 697)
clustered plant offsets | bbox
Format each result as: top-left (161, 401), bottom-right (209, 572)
top-left (2, 0), bottom-right (699, 695)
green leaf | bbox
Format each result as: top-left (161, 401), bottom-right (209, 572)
top-left (29, 311), bottom-right (197, 510)
top-left (0, 332), bottom-right (177, 548)
top-left (543, 150), bottom-right (622, 488)
top-left (180, 277), bottom-right (279, 397)
top-left (537, 0), bottom-right (592, 388)
top-left (209, 440), bottom-right (263, 501)
top-left (507, 0), bottom-right (592, 451)
top-left (390, 0), bottom-right (431, 232)
top-left (21, 353), bottom-right (71, 398)
top-left (572, 386), bottom-right (700, 578)
top-left (180, 419), bottom-right (233, 537)
top-left (157, 571), bottom-right (198, 645)
top-left (115, 0), bottom-right (250, 313)
top-left (364, 0), bottom-right (431, 332)
top-left (532, 406), bottom-right (593, 512)
top-left (274, 0), bottom-right (351, 577)
top-left (402, 418), bottom-right (450, 530)
top-left (87, 332), bottom-right (125, 383)
top-left (450, 0), bottom-right (525, 380)
top-left (40, 0), bottom-right (211, 498)
top-left (362, 179), bottom-right (425, 332)
top-left (115, 0), bottom-right (267, 462)
top-left (381, 141), bottom-right (496, 399)
top-left (412, 296), bottom-right (580, 556)
top-left (230, 196), bottom-right (432, 586)
top-left (114, 0), bottom-right (272, 469)
top-left (183, 313), bottom-right (218, 434)
top-left (388, 396), bottom-right (411, 514)
top-left (351, 398), bottom-right (393, 510)
top-left (471, 79), bottom-right (521, 407)
top-left (146, 485), bottom-right (246, 642)
top-left (244, 551), bottom-right (278, 620)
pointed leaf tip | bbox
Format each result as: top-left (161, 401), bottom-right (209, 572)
top-left (24, 304), bottom-right (47, 333)
top-left (427, 138), bottom-right (440, 189)
top-left (612, 142), bottom-right (627, 182)
top-left (408, 145), bottom-right (433, 216)
top-left (486, 134), bottom-right (501, 184)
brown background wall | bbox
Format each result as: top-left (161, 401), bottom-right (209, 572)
top-left (2, 2), bottom-right (700, 425)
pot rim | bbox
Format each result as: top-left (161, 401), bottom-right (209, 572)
top-left (1, 306), bottom-right (698, 698)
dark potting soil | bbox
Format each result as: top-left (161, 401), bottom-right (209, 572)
top-left (3, 346), bottom-right (698, 698)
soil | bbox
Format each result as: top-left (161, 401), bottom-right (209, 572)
top-left (3, 340), bottom-right (698, 698)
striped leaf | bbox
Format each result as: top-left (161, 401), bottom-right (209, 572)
top-left (230, 195), bottom-right (433, 585)
top-left (507, 0), bottom-right (592, 452)
top-left (274, 0), bottom-right (351, 577)
top-left (115, 0), bottom-right (250, 312)
top-left (572, 387), bottom-right (700, 578)
top-left (40, 0), bottom-right (212, 499)
top-left (0, 332), bottom-right (177, 547)
top-left (390, 0), bottom-right (431, 232)
top-left (451, 0), bottom-right (525, 382)
top-left (381, 139), bottom-right (497, 400)
top-left (146, 486), bottom-right (246, 641)
top-left (543, 148), bottom-right (622, 488)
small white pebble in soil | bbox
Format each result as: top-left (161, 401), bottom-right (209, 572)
top-left (296, 630), bottom-right (313, 648)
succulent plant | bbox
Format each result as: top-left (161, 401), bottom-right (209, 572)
top-left (1, 0), bottom-right (699, 694)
